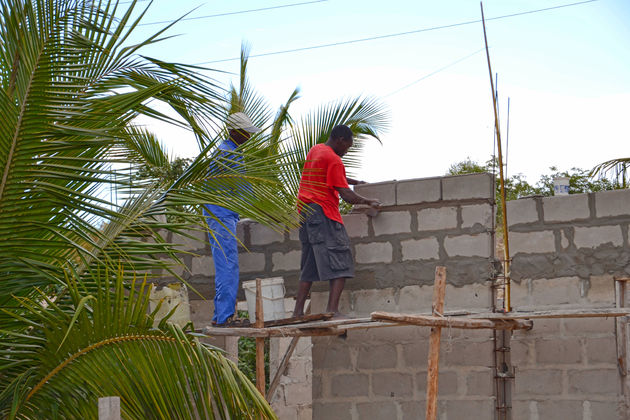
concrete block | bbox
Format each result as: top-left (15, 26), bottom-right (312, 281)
top-left (352, 288), bottom-right (397, 316)
top-left (590, 401), bottom-right (624, 420)
top-left (568, 369), bottom-right (620, 395)
top-left (587, 274), bottom-right (615, 305)
top-left (574, 225), bottom-right (623, 249)
top-left (272, 250), bottom-right (301, 271)
top-left (238, 252), bottom-right (266, 273)
top-left (444, 283), bottom-right (492, 311)
top-left (191, 255), bottom-right (215, 276)
top-left (372, 211), bottom-right (412, 236)
top-left (283, 382), bottom-right (311, 406)
top-left (355, 242), bottom-right (393, 264)
top-left (441, 341), bottom-right (494, 366)
top-left (401, 237), bottom-right (439, 261)
top-left (537, 400), bottom-right (583, 420)
top-left (510, 279), bottom-right (531, 308)
top-left (357, 344), bottom-right (398, 369)
top-left (515, 369), bottom-right (563, 395)
top-left (461, 203), bottom-right (493, 228)
top-left (509, 231), bottom-right (556, 254)
top-left (172, 229), bottom-right (207, 252)
top-left (531, 277), bottom-right (581, 306)
top-left (312, 402), bottom-right (353, 420)
top-left (510, 340), bottom-right (533, 366)
top-left (249, 223), bottom-right (284, 245)
top-left (444, 400), bottom-right (494, 419)
top-left (368, 324), bottom-right (422, 345)
top-left (398, 285), bottom-right (433, 313)
top-left (506, 198), bottom-right (539, 226)
top-left (396, 177), bottom-right (441, 205)
top-left (372, 372), bottom-right (414, 397)
top-left (312, 344), bottom-right (351, 370)
top-left (341, 213), bottom-right (368, 238)
top-left (444, 233), bottom-right (491, 258)
top-left (403, 342), bottom-right (429, 367)
top-left (271, 405), bottom-right (297, 420)
top-left (288, 228), bottom-right (300, 241)
top-left (415, 370), bottom-right (458, 395)
top-left (400, 401), bottom-right (426, 420)
top-left (543, 194), bottom-right (589, 222)
top-left (356, 402), bottom-right (398, 420)
top-left (585, 336), bottom-right (617, 363)
top-left (236, 221), bottom-right (246, 243)
top-left (296, 406), bottom-right (312, 420)
top-left (564, 317), bottom-right (614, 334)
top-left (417, 207), bottom-right (457, 231)
top-left (442, 173), bottom-right (493, 200)
top-left (354, 181), bottom-right (396, 206)
top-left (188, 299), bottom-right (212, 326)
top-left (595, 188), bottom-right (630, 217)
top-left (330, 373), bottom-right (369, 397)
top-left (535, 337), bottom-right (582, 364)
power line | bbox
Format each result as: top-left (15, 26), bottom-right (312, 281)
top-left (137, 0), bottom-right (327, 27)
top-left (195, 0), bottom-right (598, 65)
top-left (384, 48), bottom-right (486, 98)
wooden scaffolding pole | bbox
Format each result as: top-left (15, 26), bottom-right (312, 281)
top-left (371, 312), bottom-right (532, 330)
top-left (426, 266), bottom-right (447, 420)
top-left (255, 278), bottom-right (265, 397)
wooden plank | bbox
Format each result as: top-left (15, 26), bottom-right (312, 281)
top-left (371, 312), bottom-right (533, 330)
top-left (426, 266), bottom-right (446, 420)
top-left (472, 308), bottom-right (630, 320)
top-left (255, 278), bottom-right (265, 397)
top-left (263, 312), bottom-right (334, 328)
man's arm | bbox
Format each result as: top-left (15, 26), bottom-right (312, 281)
top-left (336, 187), bottom-right (381, 208)
top-left (346, 177), bottom-right (367, 186)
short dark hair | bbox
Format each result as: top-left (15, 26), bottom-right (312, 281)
top-left (330, 124), bottom-right (353, 142)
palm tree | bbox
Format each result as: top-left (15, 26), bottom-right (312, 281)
top-left (0, 0), bottom-right (295, 417)
top-left (590, 158), bottom-right (629, 189)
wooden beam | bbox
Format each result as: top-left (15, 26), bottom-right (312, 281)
top-left (426, 266), bottom-right (446, 420)
top-left (473, 308), bottom-right (630, 320)
top-left (371, 312), bottom-right (533, 330)
top-left (255, 278), bottom-right (265, 397)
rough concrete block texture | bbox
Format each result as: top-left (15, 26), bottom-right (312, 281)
top-left (595, 188), bottom-right (630, 217)
top-left (515, 369), bottom-right (564, 395)
top-left (461, 203), bottom-right (493, 228)
top-left (330, 373), bottom-right (369, 397)
top-left (312, 402), bottom-right (353, 420)
top-left (188, 299), bottom-right (213, 326)
top-left (441, 340), bottom-right (494, 366)
top-left (312, 343), bottom-right (351, 370)
top-left (509, 230), bottom-right (556, 254)
top-left (357, 344), bottom-right (398, 369)
top-left (400, 401), bottom-right (426, 420)
top-left (417, 206), bottom-right (457, 231)
top-left (402, 342), bottom-right (429, 367)
top-left (535, 337), bottom-right (582, 364)
top-left (443, 400), bottom-right (495, 419)
top-left (542, 194), bottom-right (589, 222)
top-left (296, 406), bottom-right (312, 420)
top-left (401, 237), bottom-right (439, 261)
top-left (587, 274), bottom-right (615, 305)
top-left (372, 211), bottom-right (412, 236)
top-left (341, 213), bottom-right (369, 238)
top-left (356, 402), bottom-right (398, 420)
top-left (443, 233), bottom-right (491, 258)
top-left (536, 400), bottom-right (583, 420)
top-left (585, 336), bottom-right (617, 363)
top-left (444, 283), bottom-right (492, 311)
top-left (372, 372), bottom-right (414, 397)
top-left (272, 250), bottom-right (301, 271)
top-left (283, 382), bottom-right (312, 406)
top-left (249, 223), bottom-right (284, 245)
top-left (396, 177), bottom-right (441, 205)
top-left (355, 242), bottom-right (393, 264)
top-left (414, 370), bottom-right (458, 395)
top-left (564, 316), bottom-right (614, 334)
top-left (238, 252), bottom-right (265, 273)
top-left (191, 255), bottom-right (214, 276)
top-left (398, 285), bottom-right (433, 313)
top-left (506, 198), bottom-right (539, 226)
top-left (172, 229), bottom-right (207, 252)
top-left (442, 173), bottom-right (493, 200)
top-left (569, 369), bottom-right (621, 395)
top-left (354, 181), bottom-right (396, 206)
top-left (351, 288), bottom-right (398, 316)
top-left (531, 277), bottom-right (581, 306)
top-left (574, 225), bottom-right (624, 249)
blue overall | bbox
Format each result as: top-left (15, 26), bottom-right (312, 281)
top-left (204, 139), bottom-right (244, 325)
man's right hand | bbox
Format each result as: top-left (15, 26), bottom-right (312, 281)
top-left (366, 198), bottom-right (381, 208)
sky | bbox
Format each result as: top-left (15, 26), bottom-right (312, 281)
top-left (126, 0), bottom-right (630, 184)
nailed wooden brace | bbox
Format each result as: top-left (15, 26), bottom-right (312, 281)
top-left (371, 312), bottom-right (533, 330)
top-left (426, 266), bottom-right (446, 420)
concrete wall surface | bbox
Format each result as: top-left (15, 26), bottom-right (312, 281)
top-left (173, 177), bottom-right (629, 420)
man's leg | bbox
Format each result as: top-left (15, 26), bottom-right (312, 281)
top-left (327, 277), bottom-right (346, 315)
top-left (207, 215), bottom-right (239, 325)
top-left (292, 280), bottom-right (312, 317)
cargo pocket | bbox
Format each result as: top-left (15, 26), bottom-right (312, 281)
top-left (306, 217), bottom-right (324, 244)
top-left (331, 221), bottom-right (350, 246)
top-left (328, 246), bottom-right (352, 271)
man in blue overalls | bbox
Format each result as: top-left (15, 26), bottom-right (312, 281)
top-left (204, 112), bottom-right (260, 326)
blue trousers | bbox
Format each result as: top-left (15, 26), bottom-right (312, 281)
top-left (205, 214), bottom-right (239, 324)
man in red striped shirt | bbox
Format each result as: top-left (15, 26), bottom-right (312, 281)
top-left (293, 125), bottom-right (381, 319)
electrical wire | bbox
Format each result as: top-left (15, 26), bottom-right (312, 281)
top-left (136, 0), bottom-right (327, 27)
top-left (194, 0), bottom-right (598, 65)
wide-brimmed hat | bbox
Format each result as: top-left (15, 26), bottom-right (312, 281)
top-left (226, 112), bottom-right (261, 133)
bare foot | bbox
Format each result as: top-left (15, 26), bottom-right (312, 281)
top-left (292, 311), bottom-right (304, 318)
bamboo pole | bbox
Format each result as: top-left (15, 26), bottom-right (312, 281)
top-left (426, 266), bottom-right (447, 420)
top-left (255, 278), bottom-right (265, 397)
top-left (481, 1), bottom-right (511, 312)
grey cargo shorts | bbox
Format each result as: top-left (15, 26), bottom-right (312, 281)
top-left (299, 203), bottom-right (355, 282)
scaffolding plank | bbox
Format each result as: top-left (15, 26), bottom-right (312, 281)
top-left (372, 312), bottom-right (533, 330)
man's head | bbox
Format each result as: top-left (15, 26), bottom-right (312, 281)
top-left (226, 112), bottom-right (261, 145)
top-left (327, 124), bottom-right (353, 157)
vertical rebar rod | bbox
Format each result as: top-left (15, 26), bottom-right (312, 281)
top-left (481, 2), bottom-right (511, 312)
